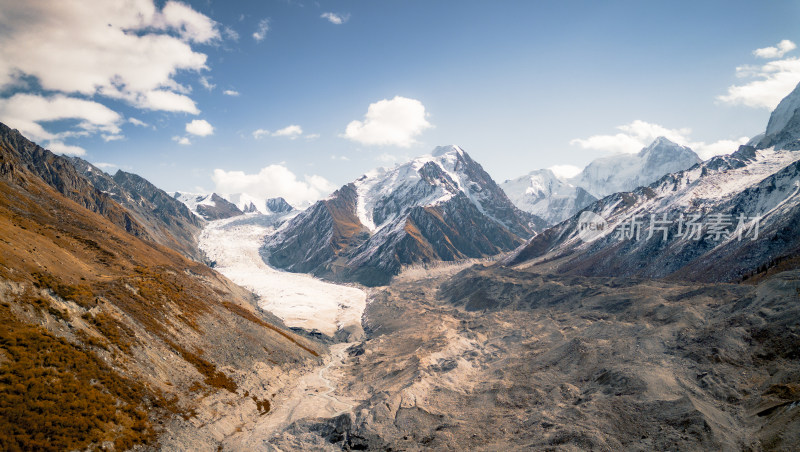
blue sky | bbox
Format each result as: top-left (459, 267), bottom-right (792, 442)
top-left (1, 0), bottom-right (799, 205)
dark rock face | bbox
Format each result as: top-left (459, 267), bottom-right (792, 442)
top-left (70, 159), bottom-right (204, 260)
top-left (242, 201), bottom-right (259, 213)
top-left (0, 122), bottom-right (149, 239)
top-left (196, 193), bottom-right (243, 220)
top-left (266, 183), bottom-right (368, 277)
top-left (264, 147), bottom-right (539, 286)
top-left (266, 197), bottom-right (294, 213)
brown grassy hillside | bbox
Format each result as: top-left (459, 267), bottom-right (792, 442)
top-left (0, 132), bottom-right (324, 450)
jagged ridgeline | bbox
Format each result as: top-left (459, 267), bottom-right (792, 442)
top-left (504, 82), bottom-right (800, 283)
top-left (0, 122), bottom-right (323, 450)
top-left (263, 145), bottom-right (546, 286)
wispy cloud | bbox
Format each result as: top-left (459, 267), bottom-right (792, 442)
top-left (321, 12), bottom-right (350, 25)
top-left (570, 120), bottom-right (749, 160)
top-left (253, 124), bottom-right (307, 140)
top-left (754, 39), bottom-right (797, 59)
top-left (172, 136), bottom-right (192, 146)
top-left (253, 18), bottom-right (270, 41)
top-left (223, 89), bottom-right (240, 96)
top-left (718, 40), bottom-right (800, 109)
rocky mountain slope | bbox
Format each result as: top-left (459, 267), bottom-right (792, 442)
top-left (70, 159), bottom-right (205, 260)
top-left (0, 124), bottom-right (324, 451)
top-left (256, 262), bottom-right (800, 451)
top-left (501, 169), bottom-right (597, 225)
top-left (505, 84), bottom-right (800, 283)
top-left (264, 145), bottom-right (544, 286)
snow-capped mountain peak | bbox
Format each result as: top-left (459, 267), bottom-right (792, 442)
top-left (431, 144), bottom-right (465, 157)
top-left (568, 136), bottom-right (701, 198)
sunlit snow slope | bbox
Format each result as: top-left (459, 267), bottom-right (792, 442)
top-left (199, 214), bottom-right (366, 337)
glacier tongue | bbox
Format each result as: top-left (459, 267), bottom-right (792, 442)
top-left (199, 214), bottom-right (366, 337)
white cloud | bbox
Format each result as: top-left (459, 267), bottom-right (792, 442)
top-left (570, 120), bottom-right (749, 160)
top-left (0, 93), bottom-right (121, 142)
top-left (253, 18), bottom-right (270, 41)
top-left (172, 135), bottom-right (191, 145)
top-left (330, 155), bottom-right (349, 161)
top-left (272, 124), bottom-right (303, 139)
top-left (718, 40), bottom-right (800, 109)
top-left (45, 141), bottom-right (86, 156)
top-left (305, 133), bottom-right (320, 141)
top-left (252, 128), bottom-right (270, 139)
top-left (343, 96), bottom-right (433, 147)
top-left (754, 39), bottom-right (797, 59)
top-left (212, 165), bottom-right (334, 206)
top-left (199, 76), bottom-right (215, 91)
top-left (570, 120), bottom-right (690, 154)
top-left (93, 162), bottom-right (118, 169)
top-left (102, 134), bottom-right (124, 142)
top-left (185, 119), bottom-right (214, 136)
top-left (156, 1), bottom-right (220, 43)
top-left (321, 12), bottom-right (350, 25)
top-left (253, 125), bottom-right (306, 139)
top-left (128, 117), bottom-right (149, 127)
top-left (223, 89), bottom-right (240, 96)
top-left (222, 26), bottom-right (239, 41)
top-left (548, 164), bottom-right (582, 179)
top-left (0, 0), bottom-right (223, 144)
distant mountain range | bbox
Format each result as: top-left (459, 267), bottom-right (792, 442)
top-left (263, 145), bottom-right (544, 286)
top-left (173, 191), bottom-right (296, 221)
top-left (504, 83), bottom-right (800, 283)
top-left (501, 137), bottom-right (702, 226)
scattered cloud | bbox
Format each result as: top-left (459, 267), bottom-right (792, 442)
top-left (102, 134), bottom-right (125, 142)
top-left (212, 165), bottom-right (335, 206)
top-left (172, 136), bottom-right (192, 146)
top-left (155, 0), bottom-right (220, 43)
top-left (93, 162), bottom-right (118, 169)
top-left (199, 76), bottom-right (215, 91)
top-left (46, 141), bottom-right (87, 156)
top-left (0, 1), bottom-right (217, 112)
top-left (253, 18), bottom-right (270, 41)
top-left (0, 0), bottom-right (229, 148)
top-left (305, 133), bottom-right (320, 141)
top-left (185, 119), bottom-right (214, 136)
top-left (330, 155), bottom-right (349, 161)
top-left (570, 120), bottom-right (749, 160)
top-left (718, 40), bottom-right (800, 109)
top-left (548, 164), bottom-right (582, 179)
top-left (571, 120), bottom-right (691, 155)
top-left (321, 12), bottom-right (350, 25)
top-left (128, 117), bottom-right (149, 127)
top-left (222, 26), bottom-right (240, 41)
top-left (252, 128), bottom-right (270, 139)
top-left (343, 96), bottom-right (433, 147)
top-left (223, 89), bottom-right (240, 96)
top-left (272, 124), bottom-right (303, 139)
top-left (252, 125), bottom-right (308, 139)
top-left (754, 39), bottom-right (797, 59)
top-left (0, 93), bottom-right (121, 143)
